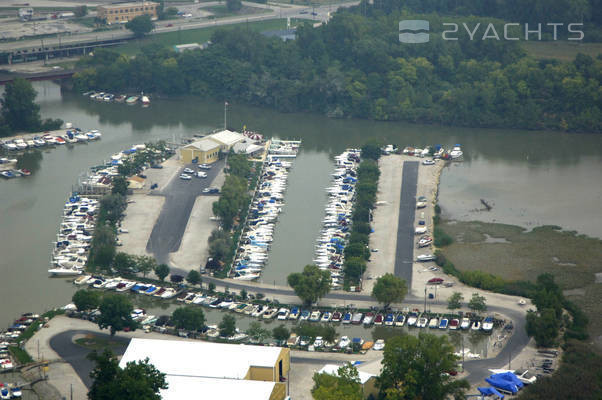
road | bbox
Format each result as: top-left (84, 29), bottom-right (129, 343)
top-left (394, 161), bottom-right (418, 285)
top-left (146, 160), bottom-right (224, 265)
top-left (0, 1), bottom-right (359, 53)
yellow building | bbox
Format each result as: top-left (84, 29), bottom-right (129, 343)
top-left (97, 1), bottom-right (159, 24)
top-left (180, 137), bottom-right (221, 164)
top-left (119, 338), bottom-right (290, 400)
top-left (318, 364), bottom-right (378, 399)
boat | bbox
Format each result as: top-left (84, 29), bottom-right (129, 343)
top-left (48, 268), bottom-right (82, 276)
top-left (320, 311), bottom-right (331, 322)
top-left (362, 312), bottom-right (374, 326)
top-left (251, 305), bottom-right (267, 318)
top-left (417, 254), bottom-right (436, 262)
top-left (373, 313), bottom-right (384, 325)
top-left (372, 339), bottom-right (385, 351)
top-left (74, 275), bottom-right (91, 285)
top-left (449, 318), bottom-right (460, 330)
top-left (482, 316), bottom-right (494, 332)
top-left (428, 317), bottom-right (439, 328)
top-left (471, 321), bottom-right (482, 331)
top-left (417, 316), bottom-right (428, 328)
top-left (262, 308), bottom-right (278, 319)
top-left (331, 311), bottom-right (341, 322)
top-left (460, 317), bottom-right (471, 330)
top-left (362, 341), bottom-right (374, 350)
top-left (309, 310), bottom-right (321, 322)
top-left (299, 310), bottom-right (310, 321)
top-left (276, 308), bottom-right (290, 320)
top-left (125, 96), bottom-right (139, 104)
top-left (438, 318), bottom-right (449, 329)
top-left (449, 145), bottom-right (463, 160)
top-left (114, 94), bottom-right (127, 103)
top-left (406, 312), bottom-right (418, 327)
top-left (351, 312), bottom-right (364, 324)
top-left (418, 236), bottom-right (433, 247)
top-left (384, 313), bottom-right (395, 326)
top-left (395, 314), bottom-right (406, 327)
top-left (141, 94), bottom-right (150, 105)
top-left (342, 312), bottom-right (352, 324)
top-left (337, 336), bottom-right (350, 349)
top-left (288, 307), bottom-right (300, 320)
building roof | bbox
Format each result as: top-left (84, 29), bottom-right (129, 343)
top-left (233, 142), bottom-right (264, 155)
top-left (160, 376), bottom-right (276, 400)
top-left (318, 364), bottom-right (376, 385)
top-left (209, 130), bottom-right (245, 147)
top-left (184, 137), bottom-right (221, 152)
top-left (119, 338), bottom-right (284, 380)
top-left (99, 1), bottom-right (158, 9)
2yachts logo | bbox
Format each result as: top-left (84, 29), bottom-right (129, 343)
top-left (399, 20), bottom-right (584, 43)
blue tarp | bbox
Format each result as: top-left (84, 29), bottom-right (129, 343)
top-left (485, 372), bottom-right (523, 395)
top-left (478, 387), bottom-right (505, 399)
top-left (490, 372), bottom-right (524, 389)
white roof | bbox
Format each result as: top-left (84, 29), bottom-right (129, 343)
top-left (209, 130), bottom-right (245, 147)
top-left (233, 142), bottom-right (264, 154)
top-left (184, 137), bottom-right (221, 152)
top-left (160, 376), bottom-right (275, 400)
top-left (318, 364), bottom-right (376, 385)
top-left (119, 338), bottom-right (283, 380)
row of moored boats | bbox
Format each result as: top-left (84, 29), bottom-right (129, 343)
top-left (314, 149), bottom-right (361, 289)
top-left (1, 128), bottom-right (101, 152)
top-left (83, 91), bottom-right (150, 106)
top-left (231, 141), bottom-right (301, 280)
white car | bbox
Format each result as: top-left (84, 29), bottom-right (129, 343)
top-left (422, 159), bottom-right (435, 165)
top-left (183, 168), bottom-right (194, 174)
top-left (199, 164), bottom-right (212, 170)
top-left (179, 174), bottom-right (192, 180)
top-left (373, 339), bottom-right (385, 351)
top-left (313, 336), bottom-right (324, 348)
top-left (337, 336), bottom-right (350, 348)
top-left (197, 171), bottom-right (207, 178)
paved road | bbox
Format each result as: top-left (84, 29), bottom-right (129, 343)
top-left (48, 329), bottom-right (129, 388)
top-left (394, 161), bottom-right (418, 285)
top-left (146, 160), bottom-right (224, 265)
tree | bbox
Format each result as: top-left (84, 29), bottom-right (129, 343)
top-left (208, 282), bottom-right (216, 293)
top-left (171, 307), bottom-right (205, 332)
top-left (125, 15), bottom-right (154, 38)
top-left (272, 324), bottom-right (290, 343)
top-left (219, 314), bottom-right (236, 337)
top-left (468, 293), bottom-right (487, 313)
top-left (226, 0), bottom-right (242, 12)
top-left (135, 255), bottom-right (156, 277)
top-left (287, 264), bottom-right (331, 306)
top-left (247, 321), bottom-right (270, 343)
top-left (378, 333), bottom-right (469, 400)
top-left (154, 263), bottom-right (170, 281)
top-left (447, 292), bottom-right (464, 310)
top-left (72, 289), bottom-right (101, 312)
top-left (1, 78), bottom-right (42, 132)
top-left (312, 363), bottom-right (363, 400)
top-left (97, 294), bottom-right (137, 336)
top-left (371, 273), bottom-right (408, 309)
top-left (227, 153), bottom-right (251, 178)
top-left (88, 349), bottom-right (168, 400)
top-left (74, 5), bottom-right (88, 17)
top-left (526, 308), bottom-right (559, 348)
top-left (88, 224), bottom-right (116, 271)
top-left (240, 288), bottom-right (247, 300)
top-left (111, 176), bottom-right (129, 196)
top-left (186, 270), bottom-right (201, 285)
top-left (361, 140), bottom-right (382, 161)
top-left (113, 252), bottom-right (136, 275)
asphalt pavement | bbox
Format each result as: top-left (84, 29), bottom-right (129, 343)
top-left (394, 161), bottom-right (418, 285)
top-left (146, 159), bottom-right (224, 265)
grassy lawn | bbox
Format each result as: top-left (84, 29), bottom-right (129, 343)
top-left (204, 5), bottom-right (273, 18)
top-left (437, 220), bottom-right (602, 341)
top-left (9, 346), bottom-right (33, 364)
top-left (75, 334), bottom-right (128, 351)
top-left (522, 41), bottom-right (602, 61)
top-left (115, 18), bottom-right (295, 55)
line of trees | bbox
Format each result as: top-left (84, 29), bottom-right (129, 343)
top-left (1, 78), bottom-right (63, 137)
top-left (72, 289), bottom-right (138, 336)
top-left (73, 11), bottom-right (602, 132)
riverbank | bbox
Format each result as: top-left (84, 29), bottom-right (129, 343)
top-left (436, 219), bottom-right (602, 347)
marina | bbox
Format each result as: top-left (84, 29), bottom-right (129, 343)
top-left (231, 140), bottom-right (301, 281)
top-left (83, 91), bottom-right (150, 107)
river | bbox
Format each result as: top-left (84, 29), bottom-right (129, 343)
top-left (1, 80), bottom-right (601, 336)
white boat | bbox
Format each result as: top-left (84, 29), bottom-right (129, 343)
top-left (417, 254), bottom-right (436, 262)
top-left (471, 321), bottom-right (481, 331)
top-left (415, 226), bottom-right (427, 234)
top-left (233, 272), bottom-right (260, 281)
top-left (482, 316), bottom-right (494, 332)
top-left (416, 316), bottom-right (428, 328)
top-left (141, 95), bottom-right (150, 105)
top-left (428, 317), bottom-right (439, 328)
top-left (48, 268), bottom-right (82, 276)
top-left (276, 308), bottom-right (290, 320)
top-left (449, 145), bottom-right (463, 159)
top-left (460, 318), bottom-right (471, 330)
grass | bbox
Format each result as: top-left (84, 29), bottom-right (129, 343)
top-left (522, 41), bottom-right (602, 61)
top-left (74, 335), bottom-right (127, 350)
top-left (17, 309), bottom-right (65, 342)
top-left (437, 219), bottom-right (602, 342)
top-left (9, 346), bottom-right (33, 364)
top-left (114, 18), bottom-right (294, 55)
top-left (204, 5), bottom-right (272, 18)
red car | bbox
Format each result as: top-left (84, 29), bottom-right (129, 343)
top-left (427, 277), bottom-right (444, 285)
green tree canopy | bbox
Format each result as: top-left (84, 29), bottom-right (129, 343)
top-left (154, 263), bottom-right (170, 281)
top-left (361, 140), bottom-right (382, 161)
top-left (113, 252), bottom-right (137, 275)
top-left (72, 289), bottom-right (101, 312)
top-left (468, 293), bottom-right (488, 313)
top-left (171, 307), bottom-right (205, 331)
top-left (312, 363), bottom-right (363, 400)
top-left (272, 324), bottom-right (290, 343)
top-left (371, 273), bottom-right (408, 309)
top-left (186, 270), bottom-right (201, 285)
top-left (447, 292), bottom-right (464, 310)
top-left (378, 333), bottom-right (469, 400)
top-left (247, 321), bottom-right (270, 343)
top-left (526, 308), bottom-right (559, 348)
top-left (1, 78), bottom-right (41, 133)
top-left (125, 15), bottom-right (154, 38)
top-left (219, 314), bottom-right (236, 337)
top-left (97, 294), bottom-right (137, 336)
top-left (135, 255), bottom-right (156, 277)
top-left (88, 224), bottom-right (116, 271)
top-left (111, 176), bottom-right (129, 196)
top-left (287, 264), bottom-right (331, 306)
top-left (88, 349), bottom-right (168, 400)
top-left (227, 153), bottom-right (251, 178)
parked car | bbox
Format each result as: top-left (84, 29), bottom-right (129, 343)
top-left (183, 168), bottom-right (194, 174)
top-left (180, 174), bottom-right (192, 180)
top-left (199, 164), bottom-right (212, 170)
top-left (373, 339), bottom-right (385, 351)
top-left (422, 159), bottom-right (435, 165)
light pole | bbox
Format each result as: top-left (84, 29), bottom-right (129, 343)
top-left (423, 286), bottom-right (427, 313)
top-left (224, 101), bottom-right (228, 130)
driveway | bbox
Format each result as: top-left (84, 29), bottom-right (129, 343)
top-left (394, 161), bottom-right (419, 285)
top-left (146, 159), bottom-right (225, 265)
